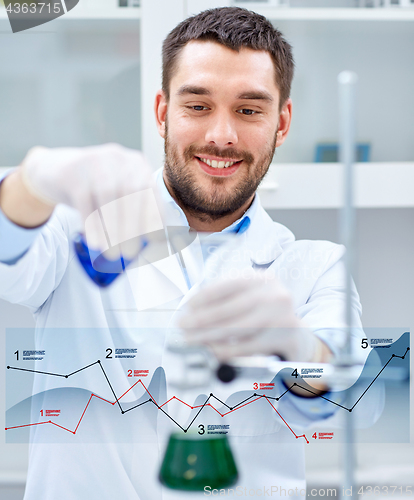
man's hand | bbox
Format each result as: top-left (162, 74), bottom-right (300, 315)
top-left (7, 144), bottom-right (158, 256)
top-left (179, 271), bottom-right (330, 364)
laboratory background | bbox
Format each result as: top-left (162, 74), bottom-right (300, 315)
top-left (0, 0), bottom-right (413, 499)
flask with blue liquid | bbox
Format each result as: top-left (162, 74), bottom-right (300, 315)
top-left (73, 233), bottom-right (147, 287)
top-left (73, 216), bottom-right (250, 288)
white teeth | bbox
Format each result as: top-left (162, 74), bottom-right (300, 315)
top-left (199, 158), bottom-right (237, 169)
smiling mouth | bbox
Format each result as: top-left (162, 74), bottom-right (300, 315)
top-left (195, 156), bottom-right (243, 169)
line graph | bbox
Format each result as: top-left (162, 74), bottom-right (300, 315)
top-left (5, 347), bottom-right (409, 445)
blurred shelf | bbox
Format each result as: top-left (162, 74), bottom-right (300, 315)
top-left (239, 7), bottom-right (414, 21)
top-left (0, 6), bottom-right (141, 20)
top-left (258, 162), bottom-right (414, 209)
top-left (0, 471), bottom-right (26, 486)
top-left (65, 6), bottom-right (141, 19)
top-left (2, 163), bottom-right (414, 210)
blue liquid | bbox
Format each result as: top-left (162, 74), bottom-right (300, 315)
top-left (73, 234), bottom-right (145, 287)
top-left (73, 215), bottom-right (249, 288)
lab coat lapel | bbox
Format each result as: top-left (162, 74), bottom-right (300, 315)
top-left (172, 198), bottom-right (294, 316)
top-left (126, 195), bottom-right (294, 313)
top-left (126, 251), bottom-right (189, 312)
top-left (242, 197), bottom-right (294, 267)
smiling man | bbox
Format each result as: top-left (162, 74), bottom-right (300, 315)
top-left (157, 39), bottom-right (290, 231)
top-left (0, 7), bottom-right (366, 500)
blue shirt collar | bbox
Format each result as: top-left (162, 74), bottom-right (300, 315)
top-left (155, 167), bottom-right (257, 235)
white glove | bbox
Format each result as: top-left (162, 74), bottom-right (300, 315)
top-left (178, 270), bottom-right (322, 363)
top-left (21, 144), bottom-right (163, 258)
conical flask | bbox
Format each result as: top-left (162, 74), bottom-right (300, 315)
top-left (158, 229), bottom-right (247, 492)
top-left (159, 338), bottom-right (238, 491)
top-left (159, 431), bottom-right (238, 491)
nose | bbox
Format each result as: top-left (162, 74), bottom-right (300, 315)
top-left (204, 110), bottom-right (238, 148)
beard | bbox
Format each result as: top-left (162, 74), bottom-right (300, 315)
top-left (163, 120), bottom-right (278, 222)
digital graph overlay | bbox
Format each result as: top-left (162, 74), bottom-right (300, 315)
top-left (6, 346), bottom-right (409, 445)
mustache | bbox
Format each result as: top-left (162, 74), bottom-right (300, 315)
top-left (184, 144), bottom-right (254, 165)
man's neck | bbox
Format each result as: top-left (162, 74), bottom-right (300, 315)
top-left (184, 198), bottom-right (253, 232)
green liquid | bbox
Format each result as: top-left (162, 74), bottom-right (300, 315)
top-left (159, 432), bottom-right (238, 491)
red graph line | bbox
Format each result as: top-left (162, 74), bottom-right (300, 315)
top-left (206, 403), bottom-right (224, 416)
top-left (6, 346), bottom-right (409, 440)
top-left (74, 394), bottom-right (93, 433)
top-left (92, 394), bottom-right (113, 405)
top-left (265, 397), bottom-right (309, 444)
top-left (161, 396), bottom-right (193, 410)
top-left (138, 380), bottom-right (158, 405)
top-left (49, 421), bottom-right (73, 434)
top-left (6, 376), bottom-right (308, 443)
top-left (5, 421), bottom-right (49, 430)
top-left (117, 379), bottom-right (142, 401)
top-left (193, 403), bottom-right (223, 415)
top-left (222, 396), bottom-right (263, 416)
top-left (172, 397), bottom-right (193, 409)
top-left (159, 396), bottom-right (175, 408)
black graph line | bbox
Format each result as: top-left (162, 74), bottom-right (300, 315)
top-left (350, 349), bottom-right (409, 410)
top-left (210, 394), bottom-right (231, 410)
top-left (231, 394), bottom-right (256, 410)
top-left (289, 384), bottom-right (350, 410)
top-left (152, 400), bottom-right (186, 432)
top-left (291, 347), bottom-right (410, 412)
top-left (6, 366), bottom-right (66, 378)
top-left (350, 358), bottom-right (393, 410)
top-left (67, 361), bottom-right (100, 378)
top-left (6, 347), bottom-right (410, 431)
top-left (97, 361), bottom-right (123, 413)
top-left (123, 399), bottom-right (152, 414)
top-left (275, 383), bottom-right (295, 401)
top-left (393, 350), bottom-right (409, 360)
top-left (185, 395), bottom-right (212, 432)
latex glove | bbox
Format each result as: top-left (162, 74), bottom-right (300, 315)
top-left (20, 144), bottom-right (162, 258)
top-left (179, 270), bottom-right (321, 363)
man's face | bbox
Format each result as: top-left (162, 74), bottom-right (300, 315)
top-left (157, 40), bottom-right (289, 220)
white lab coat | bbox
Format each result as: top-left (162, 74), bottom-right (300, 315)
top-left (0, 169), bottom-right (370, 500)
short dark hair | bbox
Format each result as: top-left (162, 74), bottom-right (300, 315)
top-left (162, 7), bottom-right (294, 108)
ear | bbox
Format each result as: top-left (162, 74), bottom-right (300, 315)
top-left (275, 98), bottom-right (292, 148)
top-left (154, 90), bottom-right (168, 139)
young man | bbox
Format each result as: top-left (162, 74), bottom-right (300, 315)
top-left (0, 7), bottom-right (364, 500)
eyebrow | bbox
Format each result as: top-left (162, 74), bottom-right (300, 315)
top-left (176, 85), bottom-right (211, 96)
top-left (176, 85), bottom-right (274, 102)
top-left (236, 91), bottom-right (274, 102)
